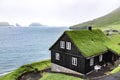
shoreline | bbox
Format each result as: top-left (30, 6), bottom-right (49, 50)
top-left (0, 71), bottom-right (11, 77)
top-left (0, 60), bottom-right (51, 80)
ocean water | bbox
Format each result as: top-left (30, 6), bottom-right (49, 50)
top-left (0, 26), bottom-right (67, 75)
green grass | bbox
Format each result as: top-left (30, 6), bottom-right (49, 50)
top-left (99, 24), bottom-right (120, 31)
top-left (70, 7), bottom-right (120, 30)
top-left (0, 60), bottom-right (51, 80)
top-left (109, 66), bottom-right (120, 74)
top-left (106, 35), bottom-right (120, 55)
top-left (40, 73), bottom-right (82, 80)
top-left (65, 29), bottom-right (109, 58)
top-left (0, 60), bottom-right (83, 80)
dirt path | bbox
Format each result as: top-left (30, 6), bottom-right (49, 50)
top-left (17, 68), bottom-right (50, 80)
top-left (18, 72), bottom-right (41, 80)
top-left (17, 67), bottom-right (120, 80)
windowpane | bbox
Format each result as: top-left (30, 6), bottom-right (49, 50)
top-left (66, 42), bottom-right (71, 50)
top-left (99, 55), bottom-right (103, 62)
top-left (60, 41), bottom-right (65, 49)
top-left (55, 53), bottom-right (60, 60)
top-left (90, 58), bottom-right (94, 66)
top-left (72, 57), bottom-right (77, 66)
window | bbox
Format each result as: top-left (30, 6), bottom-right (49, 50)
top-left (66, 42), bottom-right (71, 50)
top-left (72, 57), bottom-right (77, 66)
top-left (55, 53), bottom-right (60, 60)
top-left (90, 58), bottom-right (94, 66)
top-left (99, 55), bottom-right (103, 62)
top-left (60, 41), bottom-right (65, 49)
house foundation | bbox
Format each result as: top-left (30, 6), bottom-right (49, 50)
top-left (51, 63), bottom-right (84, 75)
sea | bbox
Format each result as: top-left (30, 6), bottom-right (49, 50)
top-left (0, 26), bottom-right (68, 76)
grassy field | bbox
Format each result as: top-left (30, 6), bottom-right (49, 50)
top-left (40, 73), bottom-right (82, 80)
top-left (0, 60), bottom-right (51, 80)
top-left (101, 24), bottom-right (120, 30)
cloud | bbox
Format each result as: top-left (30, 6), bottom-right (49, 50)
top-left (0, 0), bottom-right (120, 26)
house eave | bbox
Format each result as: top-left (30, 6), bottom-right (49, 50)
top-left (85, 50), bottom-right (108, 59)
top-left (107, 49), bottom-right (120, 56)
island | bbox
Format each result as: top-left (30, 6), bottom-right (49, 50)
top-left (0, 22), bottom-right (12, 26)
top-left (29, 22), bottom-right (42, 27)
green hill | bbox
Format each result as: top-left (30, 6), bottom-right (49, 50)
top-left (0, 60), bottom-right (81, 80)
top-left (70, 7), bottom-right (120, 30)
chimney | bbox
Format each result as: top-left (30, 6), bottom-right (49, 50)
top-left (88, 26), bottom-right (92, 31)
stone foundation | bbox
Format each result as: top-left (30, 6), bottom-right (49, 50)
top-left (51, 63), bottom-right (84, 75)
top-left (115, 60), bottom-right (120, 67)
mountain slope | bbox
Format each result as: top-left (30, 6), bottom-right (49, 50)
top-left (70, 7), bottom-right (120, 29)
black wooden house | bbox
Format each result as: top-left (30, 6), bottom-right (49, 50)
top-left (49, 29), bottom-right (120, 74)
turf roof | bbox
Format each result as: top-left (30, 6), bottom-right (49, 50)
top-left (65, 29), bottom-right (109, 58)
top-left (50, 29), bottom-right (120, 58)
top-left (106, 35), bottom-right (120, 55)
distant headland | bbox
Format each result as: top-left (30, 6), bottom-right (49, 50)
top-left (29, 22), bottom-right (43, 27)
top-left (0, 22), bottom-right (13, 26)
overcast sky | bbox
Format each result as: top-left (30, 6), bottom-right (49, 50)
top-left (0, 0), bottom-right (120, 26)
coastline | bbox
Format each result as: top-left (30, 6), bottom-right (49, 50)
top-left (0, 60), bottom-right (51, 80)
top-left (0, 71), bottom-right (11, 77)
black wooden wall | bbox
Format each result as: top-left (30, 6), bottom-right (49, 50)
top-left (51, 51), bottom-right (86, 74)
top-left (50, 33), bottom-right (86, 74)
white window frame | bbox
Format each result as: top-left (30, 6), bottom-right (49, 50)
top-left (66, 42), bottom-right (71, 50)
top-left (99, 55), bottom-right (103, 62)
top-left (55, 53), bottom-right (60, 60)
top-left (90, 58), bottom-right (94, 66)
top-left (72, 57), bottom-right (77, 66)
top-left (60, 41), bottom-right (65, 49)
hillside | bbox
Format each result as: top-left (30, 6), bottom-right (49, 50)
top-left (70, 7), bottom-right (120, 29)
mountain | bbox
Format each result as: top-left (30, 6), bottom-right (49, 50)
top-left (70, 7), bottom-right (120, 29)
top-left (29, 22), bottom-right (42, 27)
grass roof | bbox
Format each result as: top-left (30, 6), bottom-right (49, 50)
top-left (50, 29), bottom-right (120, 58)
top-left (65, 29), bottom-right (120, 58)
top-left (106, 35), bottom-right (120, 55)
top-left (65, 29), bottom-right (109, 58)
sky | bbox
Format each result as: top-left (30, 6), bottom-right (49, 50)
top-left (0, 0), bottom-right (120, 26)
